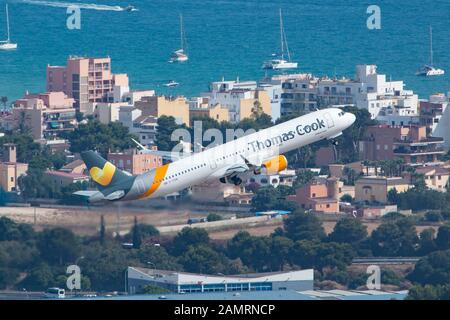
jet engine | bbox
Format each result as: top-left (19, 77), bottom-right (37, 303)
top-left (261, 155), bottom-right (288, 175)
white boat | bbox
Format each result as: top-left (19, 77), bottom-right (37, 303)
top-left (124, 5), bottom-right (138, 12)
top-left (0, 4), bottom-right (17, 51)
top-left (416, 26), bottom-right (444, 76)
top-left (262, 9), bottom-right (297, 70)
top-left (169, 14), bottom-right (188, 63)
top-left (164, 80), bottom-right (179, 87)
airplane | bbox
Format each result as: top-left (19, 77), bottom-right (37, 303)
top-left (74, 108), bottom-right (355, 203)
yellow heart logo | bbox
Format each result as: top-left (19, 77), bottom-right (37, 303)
top-left (89, 162), bottom-right (116, 186)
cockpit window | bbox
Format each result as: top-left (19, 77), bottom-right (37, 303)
top-left (338, 111), bottom-right (345, 117)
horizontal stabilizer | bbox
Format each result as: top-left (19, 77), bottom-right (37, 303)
top-left (73, 190), bottom-right (105, 203)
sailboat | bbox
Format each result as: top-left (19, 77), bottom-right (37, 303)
top-left (262, 9), bottom-right (297, 70)
top-left (416, 26), bottom-right (444, 76)
top-left (169, 14), bottom-right (188, 63)
top-left (0, 3), bottom-right (17, 50)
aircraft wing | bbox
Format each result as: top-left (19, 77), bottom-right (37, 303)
top-left (138, 149), bottom-right (185, 161)
top-left (131, 138), bottom-right (184, 161)
top-left (207, 155), bottom-right (261, 181)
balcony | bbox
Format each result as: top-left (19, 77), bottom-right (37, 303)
top-left (393, 145), bottom-right (445, 156)
top-left (393, 136), bottom-right (444, 146)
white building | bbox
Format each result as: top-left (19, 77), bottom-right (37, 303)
top-left (248, 169), bottom-right (297, 188)
top-left (127, 267), bottom-right (314, 294)
top-left (119, 106), bottom-right (157, 146)
top-left (269, 65), bottom-right (419, 120)
top-left (258, 82), bottom-right (282, 121)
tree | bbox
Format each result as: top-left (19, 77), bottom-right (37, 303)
top-left (179, 244), bottom-right (230, 274)
top-left (331, 106), bottom-right (377, 163)
top-left (0, 133), bottom-right (41, 163)
top-left (408, 250), bottom-right (450, 285)
top-left (155, 116), bottom-right (186, 152)
top-left (207, 213), bottom-right (222, 222)
top-left (407, 284), bottom-right (450, 300)
top-left (340, 194), bottom-right (353, 203)
top-left (99, 215), bottom-right (106, 245)
top-left (251, 185), bottom-right (298, 212)
top-left (171, 227), bottom-right (210, 256)
top-left (293, 170), bottom-right (318, 188)
top-left (424, 211), bottom-right (443, 222)
top-left (328, 217), bottom-right (368, 244)
top-left (418, 228), bottom-right (437, 256)
top-left (435, 224), bottom-right (450, 251)
top-left (0, 217), bottom-right (35, 241)
top-left (315, 242), bottom-right (355, 271)
top-left (79, 242), bottom-right (131, 291)
top-left (226, 231), bottom-right (273, 272)
top-left (0, 96), bottom-right (8, 111)
top-left (290, 240), bottom-right (354, 271)
top-left (284, 210), bottom-right (326, 242)
top-left (251, 186), bottom-right (280, 212)
top-left (20, 263), bottom-right (55, 291)
top-left (290, 240), bottom-right (319, 269)
top-left (141, 284), bottom-right (171, 294)
top-left (62, 119), bottom-right (137, 157)
top-left (270, 236), bottom-right (293, 270)
top-left (137, 244), bottom-right (181, 271)
top-left (390, 189), bottom-right (447, 211)
top-left (0, 268), bottom-right (19, 290)
top-left (37, 228), bottom-right (81, 266)
top-left (370, 218), bottom-right (418, 256)
top-left (132, 216), bottom-right (142, 249)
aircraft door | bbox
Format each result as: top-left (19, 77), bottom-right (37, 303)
top-left (323, 112), bottom-right (335, 128)
top-left (209, 156), bottom-right (217, 169)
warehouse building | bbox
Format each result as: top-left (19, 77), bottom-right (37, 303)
top-left (126, 267), bottom-right (314, 294)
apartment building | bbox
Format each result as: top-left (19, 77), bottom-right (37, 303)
top-left (268, 65), bottom-right (418, 119)
top-left (46, 56), bottom-right (129, 113)
top-left (11, 92), bottom-right (77, 140)
top-left (189, 103), bottom-right (230, 125)
top-left (135, 96), bottom-right (190, 126)
top-left (359, 125), bottom-right (445, 165)
top-left (118, 107), bottom-right (158, 146)
top-left (206, 88), bottom-right (272, 123)
top-left (107, 149), bottom-right (162, 175)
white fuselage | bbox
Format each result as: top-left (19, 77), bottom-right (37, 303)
top-left (130, 108), bottom-right (355, 200)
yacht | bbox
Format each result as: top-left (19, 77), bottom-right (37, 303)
top-left (0, 4), bottom-right (17, 50)
top-left (416, 26), bottom-right (444, 76)
top-left (262, 9), bottom-right (297, 70)
top-left (169, 14), bottom-right (188, 63)
top-left (124, 5), bottom-right (138, 12)
top-left (164, 80), bottom-right (179, 87)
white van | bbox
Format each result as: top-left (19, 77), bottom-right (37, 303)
top-left (45, 287), bottom-right (66, 299)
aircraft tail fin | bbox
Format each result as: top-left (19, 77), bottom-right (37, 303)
top-left (80, 151), bottom-right (133, 191)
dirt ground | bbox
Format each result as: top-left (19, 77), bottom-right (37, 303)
top-left (0, 205), bottom-right (196, 236)
top-left (0, 205), bottom-right (440, 239)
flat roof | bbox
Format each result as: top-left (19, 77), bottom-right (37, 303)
top-left (129, 267), bottom-right (313, 285)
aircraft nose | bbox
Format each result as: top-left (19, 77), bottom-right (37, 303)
top-left (346, 112), bottom-right (356, 126)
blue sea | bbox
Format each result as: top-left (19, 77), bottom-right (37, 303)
top-left (0, 0), bottom-right (449, 102)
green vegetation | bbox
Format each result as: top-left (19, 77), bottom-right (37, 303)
top-left (156, 113), bottom-right (274, 152)
top-left (1, 206), bottom-right (450, 293)
top-left (251, 185), bottom-right (298, 212)
top-left (206, 213), bottom-right (223, 222)
top-left (388, 188), bottom-right (448, 211)
top-left (61, 119), bottom-right (137, 157)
